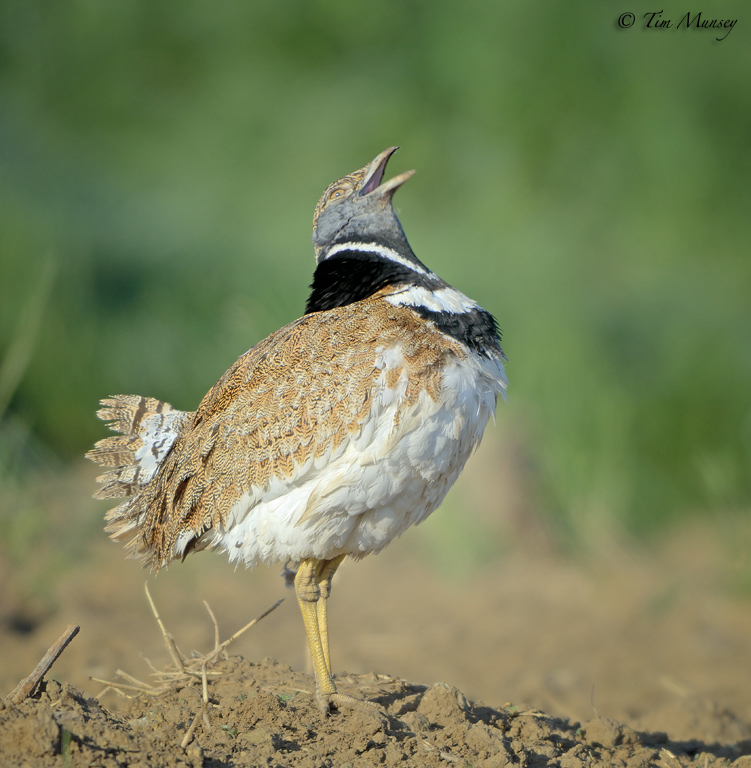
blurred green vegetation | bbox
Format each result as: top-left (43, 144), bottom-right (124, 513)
top-left (1, 0), bottom-right (750, 558)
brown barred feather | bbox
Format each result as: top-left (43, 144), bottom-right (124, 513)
top-left (103, 295), bottom-right (463, 570)
top-left (86, 395), bottom-right (189, 505)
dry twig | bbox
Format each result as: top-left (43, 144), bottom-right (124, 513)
top-left (6, 623), bottom-right (80, 704)
top-left (180, 701), bottom-right (208, 750)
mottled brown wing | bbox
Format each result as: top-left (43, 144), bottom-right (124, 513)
top-left (106, 298), bottom-right (459, 569)
top-left (107, 306), bottom-right (380, 567)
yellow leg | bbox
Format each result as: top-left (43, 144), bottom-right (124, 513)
top-left (294, 559), bottom-right (337, 710)
top-left (295, 555), bottom-right (372, 714)
top-left (315, 554), bottom-right (345, 675)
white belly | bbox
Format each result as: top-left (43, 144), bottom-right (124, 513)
top-left (210, 348), bottom-right (506, 566)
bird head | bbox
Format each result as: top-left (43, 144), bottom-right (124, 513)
top-left (312, 147), bottom-right (416, 264)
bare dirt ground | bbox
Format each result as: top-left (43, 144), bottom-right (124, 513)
top-left (2, 456), bottom-right (751, 766)
top-left (3, 658), bottom-right (750, 768)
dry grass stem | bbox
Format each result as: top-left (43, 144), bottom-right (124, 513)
top-left (203, 601), bottom-right (220, 654)
top-left (115, 669), bottom-right (151, 688)
top-left (201, 598), bottom-right (284, 666)
top-left (201, 663), bottom-right (209, 704)
top-left (144, 582), bottom-right (185, 674)
top-left (91, 586), bottom-right (283, 748)
top-left (90, 584), bottom-right (284, 742)
top-left (90, 678), bottom-right (160, 695)
top-left (139, 654), bottom-right (160, 675)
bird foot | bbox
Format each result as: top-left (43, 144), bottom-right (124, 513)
top-left (316, 691), bottom-right (384, 716)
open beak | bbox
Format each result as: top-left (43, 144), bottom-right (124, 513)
top-left (359, 146), bottom-right (416, 198)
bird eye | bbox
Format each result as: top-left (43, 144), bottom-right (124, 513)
top-left (327, 183), bottom-right (351, 203)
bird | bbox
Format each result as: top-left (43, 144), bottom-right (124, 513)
top-left (86, 147), bottom-right (507, 713)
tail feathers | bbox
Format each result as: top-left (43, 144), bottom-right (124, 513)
top-left (86, 395), bottom-right (189, 500)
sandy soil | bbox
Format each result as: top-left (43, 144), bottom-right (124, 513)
top-left (2, 456), bottom-right (751, 766)
top-left (3, 659), bottom-right (750, 768)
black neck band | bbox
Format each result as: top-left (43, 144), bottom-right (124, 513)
top-left (306, 251), bottom-right (421, 314)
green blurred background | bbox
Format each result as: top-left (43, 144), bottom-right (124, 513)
top-left (1, 0), bottom-right (749, 590)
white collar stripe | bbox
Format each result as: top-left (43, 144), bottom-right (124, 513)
top-left (325, 242), bottom-right (430, 276)
top-left (384, 285), bottom-right (479, 315)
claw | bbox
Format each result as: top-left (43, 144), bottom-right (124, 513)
top-left (316, 690), bottom-right (384, 716)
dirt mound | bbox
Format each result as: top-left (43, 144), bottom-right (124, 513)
top-left (2, 656), bottom-right (750, 768)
